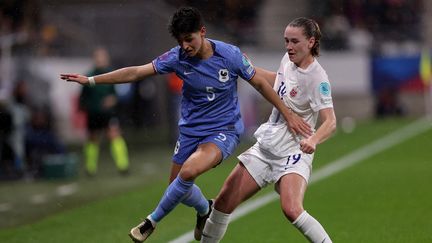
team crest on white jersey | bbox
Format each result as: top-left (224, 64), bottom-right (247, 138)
top-left (218, 69), bottom-right (229, 82)
top-left (290, 87), bottom-right (299, 97)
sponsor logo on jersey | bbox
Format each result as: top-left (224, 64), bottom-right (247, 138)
top-left (218, 69), bottom-right (229, 82)
top-left (319, 82), bottom-right (331, 96)
top-left (242, 54), bottom-right (252, 66)
top-left (242, 54), bottom-right (255, 75)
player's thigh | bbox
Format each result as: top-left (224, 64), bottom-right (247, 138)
top-left (215, 163), bottom-right (260, 213)
top-left (200, 131), bottom-right (240, 161)
top-left (180, 142), bottom-right (222, 180)
top-left (179, 131), bottom-right (239, 178)
top-left (277, 173), bottom-right (307, 208)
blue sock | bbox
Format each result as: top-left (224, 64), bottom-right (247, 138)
top-left (181, 184), bottom-right (209, 216)
top-left (150, 176), bottom-right (193, 222)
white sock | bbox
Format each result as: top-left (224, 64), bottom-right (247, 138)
top-left (292, 211), bottom-right (332, 243)
top-left (201, 208), bottom-right (231, 243)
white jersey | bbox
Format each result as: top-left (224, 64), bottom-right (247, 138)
top-left (254, 53), bottom-right (333, 157)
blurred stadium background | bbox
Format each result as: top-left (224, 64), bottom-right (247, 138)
top-left (1, 0), bottom-right (431, 242)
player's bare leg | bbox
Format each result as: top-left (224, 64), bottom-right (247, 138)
top-left (278, 173), bottom-right (332, 243)
top-left (130, 143), bottom-right (221, 242)
top-left (179, 143), bottom-right (221, 240)
top-left (201, 163), bottom-right (260, 243)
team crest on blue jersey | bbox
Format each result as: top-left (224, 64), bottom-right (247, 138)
top-left (218, 69), bottom-right (229, 82)
top-left (319, 82), bottom-right (331, 96)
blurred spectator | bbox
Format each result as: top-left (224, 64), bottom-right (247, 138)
top-left (79, 47), bottom-right (129, 176)
top-left (347, 21), bottom-right (373, 52)
top-left (322, 14), bottom-right (350, 51)
top-left (165, 0), bottom-right (263, 45)
top-left (311, 0), bottom-right (422, 53)
top-left (25, 106), bottom-right (66, 178)
top-left (130, 78), bottom-right (159, 128)
top-left (37, 24), bottom-right (60, 56)
top-left (9, 80), bottom-right (31, 173)
top-left (223, 0), bottom-right (263, 45)
top-left (374, 87), bottom-right (405, 118)
top-left (0, 0), bottom-right (41, 55)
top-left (0, 102), bottom-right (20, 180)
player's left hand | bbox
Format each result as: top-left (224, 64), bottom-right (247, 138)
top-left (300, 137), bottom-right (316, 154)
top-left (60, 73), bottom-right (89, 85)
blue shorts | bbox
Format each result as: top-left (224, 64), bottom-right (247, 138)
top-left (172, 131), bottom-right (240, 165)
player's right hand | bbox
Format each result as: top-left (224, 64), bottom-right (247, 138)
top-left (60, 73), bottom-right (89, 85)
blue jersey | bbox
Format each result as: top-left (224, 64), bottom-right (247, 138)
top-left (152, 39), bottom-right (255, 137)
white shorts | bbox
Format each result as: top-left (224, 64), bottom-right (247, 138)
top-left (238, 142), bottom-right (313, 188)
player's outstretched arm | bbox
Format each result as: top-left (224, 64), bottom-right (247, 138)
top-left (60, 63), bottom-right (156, 85)
top-left (255, 67), bottom-right (277, 87)
top-left (248, 74), bottom-right (312, 138)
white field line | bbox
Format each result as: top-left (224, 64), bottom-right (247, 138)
top-left (169, 117), bottom-right (432, 243)
top-left (56, 183), bottom-right (78, 197)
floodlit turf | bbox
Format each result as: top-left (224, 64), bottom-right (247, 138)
top-left (224, 118), bottom-right (432, 243)
top-left (0, 118), bottom-right (431, 242)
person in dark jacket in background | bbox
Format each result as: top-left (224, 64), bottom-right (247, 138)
top-left (79, 47), bottom-right (129, 176)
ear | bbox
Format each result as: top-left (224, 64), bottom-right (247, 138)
top-left (200, 26), bottom-right (206, 37)
top-left (308, 37), bottom-right (315, 49)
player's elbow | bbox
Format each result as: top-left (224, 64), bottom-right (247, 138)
top-left (251, 78), bottom-right (266, 93)
top-left (127, 67), bottom-right (143, 82)
top-left (329, 117), bottom-right (337, 135)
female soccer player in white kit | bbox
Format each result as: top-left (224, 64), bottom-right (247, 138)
top-left (201, 17), bottom-right (336, 243)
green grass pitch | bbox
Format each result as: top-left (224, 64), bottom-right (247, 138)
top-left (0, 118), bottom-right (431, 242)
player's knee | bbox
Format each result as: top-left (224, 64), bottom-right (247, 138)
top-left (214, 193), bottom-right (237, 214)
top-left (282, 204), bottom-right (303, 222)
top-left (214, 197), bottom-right (229, 213)
top-left (178, 166), bottom-right (199, 181)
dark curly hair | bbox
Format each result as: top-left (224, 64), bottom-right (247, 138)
top-left (168, 7), bottom-right (204, 39)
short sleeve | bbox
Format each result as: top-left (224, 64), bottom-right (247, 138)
top-left (310, 80), bottom-right (334, 112)
top-left (152, 47), bottom-right (180, 74)
top-left (231, 48), bottom-right (256, 81)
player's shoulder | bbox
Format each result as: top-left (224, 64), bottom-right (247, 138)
top-left (211, 39), bottom-right (241, 58)
top-left (308, 59), bottom-right (329, 82)
top-left (157, 46), bottom-right (182, 62)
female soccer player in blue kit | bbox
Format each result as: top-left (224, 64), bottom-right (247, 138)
top-left (61, 7), bottom-right (312, 242)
